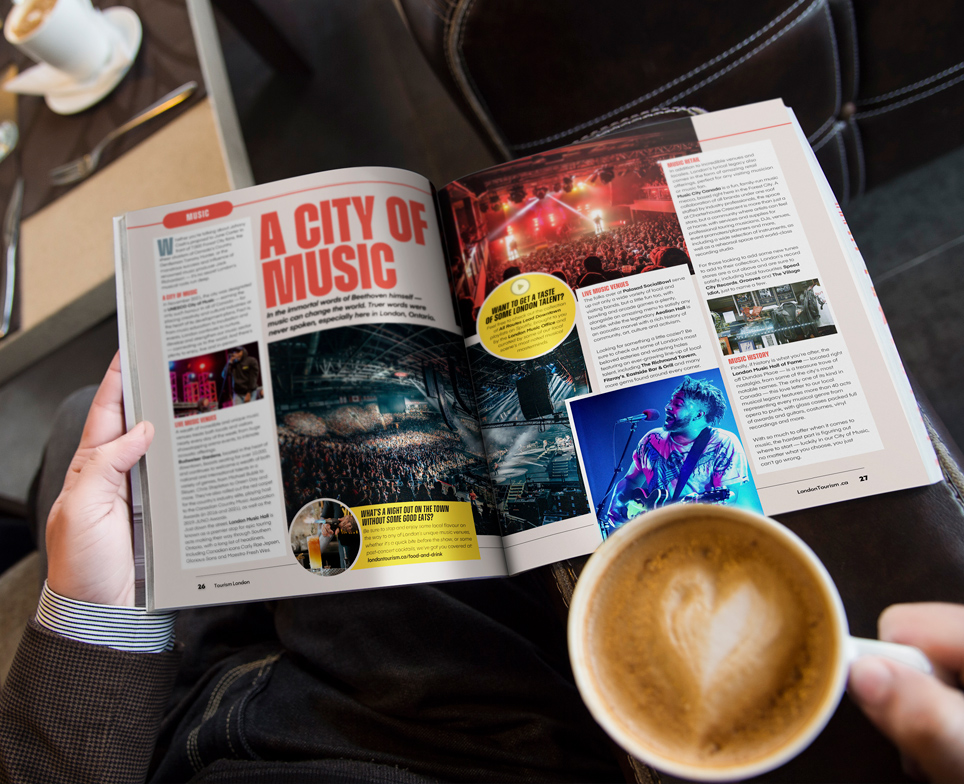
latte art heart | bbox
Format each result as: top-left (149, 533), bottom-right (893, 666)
top-left (588, 517), bottom-right (837, 767)
top-left (664, 567), bottom-right (783, 694)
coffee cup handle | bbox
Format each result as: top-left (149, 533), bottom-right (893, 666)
top-left (848, 637), bottom-right (933, 675)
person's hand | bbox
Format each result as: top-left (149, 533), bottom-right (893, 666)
top-left (243, 392), bottom-right (251, 403)
top-left (849, 603), bottom-right (964, 781)
top-left (45, 354), bottom-right (154, 607)
top-left (605, 489), bottom-right (630, 527)
top-left (321, 523), bottom-right (333, 538)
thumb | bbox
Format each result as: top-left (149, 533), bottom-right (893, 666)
top-left (850, 656), bottom-right (964, 782)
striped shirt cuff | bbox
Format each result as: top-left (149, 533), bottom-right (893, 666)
top-left (35, 582), bottom-right (177, 653)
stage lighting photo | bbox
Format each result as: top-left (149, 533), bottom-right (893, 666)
top-left (509, 185), bottom-right (527, 204)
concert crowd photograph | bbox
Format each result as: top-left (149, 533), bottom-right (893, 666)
top-left (267, 324), bottom-right (501, 537)
top-left (442, 118), bottom-right (702, 334)
top-left (568, 368), bottom-right (763, 540)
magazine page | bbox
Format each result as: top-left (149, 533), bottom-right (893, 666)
top-left (787, 111), bottom-right (941, 483)
top-left (439, 100), bottom-right (936, 574)
top-left (116, 166), bottom-right (505, 610)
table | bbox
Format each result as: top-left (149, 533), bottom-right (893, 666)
top-left (0, 0), bottom-right (253, 387)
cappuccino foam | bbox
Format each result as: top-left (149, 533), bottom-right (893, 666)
top-left (587, 517), bottom-right (837, 770)
top-left (9, 0), bottom-right (57, 38)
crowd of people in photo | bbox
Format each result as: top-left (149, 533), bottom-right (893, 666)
top-left (278, 409), bottom-right (503, 535)
top-left (487, 212), bottom-right (690, 293)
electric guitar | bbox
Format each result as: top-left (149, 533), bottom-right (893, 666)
top-left (626, 486), bottom-right (733, 518)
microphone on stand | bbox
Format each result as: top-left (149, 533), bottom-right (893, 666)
top-left (616, 409), bottom-right (660, 423)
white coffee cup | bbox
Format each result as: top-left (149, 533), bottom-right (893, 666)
top-left (4, 0), bottom-right (112, 82)
top-left (568, 504), bottom-right (932, 781)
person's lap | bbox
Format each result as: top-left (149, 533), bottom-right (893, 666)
top-left (35, 386), bottom-right (622, 783)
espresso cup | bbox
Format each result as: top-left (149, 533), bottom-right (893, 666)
top-left (4, 0), bottom-right (112, 82)
top-left (568, 504), bottom-right (931, 781)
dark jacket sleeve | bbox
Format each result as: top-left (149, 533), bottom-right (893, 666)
top-left (0, 620), bottom-right (181, 784)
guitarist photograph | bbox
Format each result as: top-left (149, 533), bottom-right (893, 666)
top-left (599, 375), bottom-right (761, 533)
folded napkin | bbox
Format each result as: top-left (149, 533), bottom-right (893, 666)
top-left (3, 11), bottom-right (133, 98)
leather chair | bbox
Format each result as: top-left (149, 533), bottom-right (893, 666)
top-left (394, 4), bottom-right (964, 780)
top-left (394, 0), bottom-right (964, 204)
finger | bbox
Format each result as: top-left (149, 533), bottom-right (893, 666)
top-left (850, 656), bottom-right (964, 783)
top-left (67, 422), bottom-right (154, 517)
top-left (880, 604), bottom-right (964, 683)
top-left (79, 353), bottom-right (127, 451)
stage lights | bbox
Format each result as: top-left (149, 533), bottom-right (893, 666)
top-left (599, 167), bottom-right (615, 184)
top-left (562, 176), bottom-right (573, 193)
top-left (509, 184), bottom-right (527, 204)
top-left (534, 185), bottom-right (548, 200)
top-left (489, 193), bottom-right (501, 209)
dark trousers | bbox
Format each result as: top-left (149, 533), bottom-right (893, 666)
top-left (36, 388), bottom-right (621, 783)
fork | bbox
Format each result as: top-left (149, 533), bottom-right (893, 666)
top-left (49, 81), bottom-right (197, 185)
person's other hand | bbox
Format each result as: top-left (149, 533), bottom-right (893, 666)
top-left (45, 354), bottom-right (154, 607)
top-left (849, 603), bottom-right (964, 782)
top-left (321, 523), bottom-right (334, 538)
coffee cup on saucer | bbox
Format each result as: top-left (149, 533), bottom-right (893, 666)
top-left (568, 504), bottom-right (932, 781)
top-left (4, 0), bottom-right (113, 83)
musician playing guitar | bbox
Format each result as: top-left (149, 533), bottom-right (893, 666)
top-left (605, 376), bottom-right (753, 531)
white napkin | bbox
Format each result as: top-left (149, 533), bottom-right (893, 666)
top-left (3, 11), bottom-right (132, 98)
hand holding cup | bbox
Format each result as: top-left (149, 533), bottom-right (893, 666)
top-left (568, 505), bottom-right (931, 781)
top-left (850, 602), bottom-right (964, 782)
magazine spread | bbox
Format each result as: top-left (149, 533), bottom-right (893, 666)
top-left (115, 99), bottom-right (940, 610)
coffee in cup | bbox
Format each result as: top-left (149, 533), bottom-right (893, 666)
top-left (568, 504), bottom-right (931, 780)
top-left (8, 0), bottom-right (57, 38)
top-left (4, 0), bottom-right (112, 82)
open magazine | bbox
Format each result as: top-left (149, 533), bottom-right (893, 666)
top-left (115, 99), bottom-right (940, 610)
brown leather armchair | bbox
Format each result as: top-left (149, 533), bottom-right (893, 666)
top-left (395, 0), bottom-right (964, 204)
top-left (394, 4), bottom-right (964, 781)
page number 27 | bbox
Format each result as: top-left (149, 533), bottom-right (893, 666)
top-left (859, 475), bottom-right (868, 482)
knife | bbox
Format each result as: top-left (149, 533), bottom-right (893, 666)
top-left (0, 176), bottom-right (23, 339)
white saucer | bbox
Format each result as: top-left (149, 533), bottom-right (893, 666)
top-left (46, 7), bottom-right (142, 114)
top-left (2, 7), bottom-right (142, 115)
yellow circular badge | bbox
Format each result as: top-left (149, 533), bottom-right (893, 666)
top-left (477, 272), bottom-right (577, 360)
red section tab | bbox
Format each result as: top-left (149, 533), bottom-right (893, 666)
top-left (163, 201), bottom-right (233, 228)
